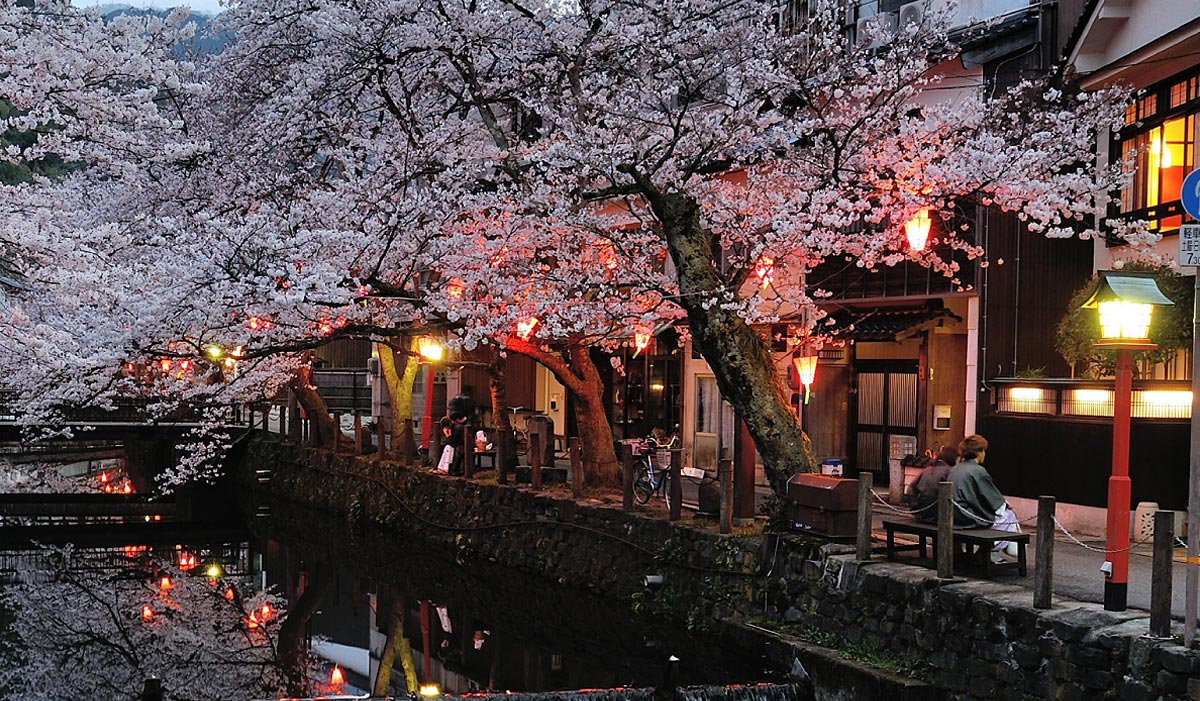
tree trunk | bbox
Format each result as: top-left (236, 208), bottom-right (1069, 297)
top-left (505, 339), bottom-right (620, 489)
top-left (488, 347), bottom-right (519, 478)
top-left (381, 339), bottom-right (419, 463)
top-left (657, 192), bottom-right (815, 496)
top-left (289, 364), bottom-right (344, 450)
top-left (278, 562), bottom-right (333, 697)
top-left (372, 589), bottom-right (418, 697)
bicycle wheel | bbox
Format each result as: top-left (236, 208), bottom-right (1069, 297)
top-left (633, 466), bottom-right (654, 504)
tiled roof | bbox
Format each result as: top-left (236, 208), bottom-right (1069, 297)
top-left (822, 304), bottom-right (961, 342)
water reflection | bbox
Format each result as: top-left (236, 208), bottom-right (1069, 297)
top-left (254, 497), bottom-right (782, 696)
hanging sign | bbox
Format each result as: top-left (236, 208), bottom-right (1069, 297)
top-left (1180, 224), bottom-right (1200, 268)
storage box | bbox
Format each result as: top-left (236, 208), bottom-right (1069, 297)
top-left (786, 473), bottom-right (858, 537)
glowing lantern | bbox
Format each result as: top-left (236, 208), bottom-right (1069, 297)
top-left (330, 666), bottom-right (345, 686)
top-left (104, 484), bottom-right (113, 493)
top-left (246, 316), bottom-right (261, 331)
top-left (792, 352), bottom-right (818, 405)
top-left (159, 576), bottom-right (172, 591)
top-left (904, 209), bottom-right (932, 251)
top-left (142, 605), bottom-right (153, 621)
top-left (419, 684), bottom-right (442, 697)
top-left (1082, 270), bottom-right (1174, 343)
top-left (753, 256), bottom-right (775, 289)
top-left (206, 563), bottom-right (223, 580)
top-left (261, 603), bottom-right (272, 618)
top-left (205, 344), bottom-right (224, 360)
top-left (317, 319), bottom-right (333, 336)
top-left (177, 359), bottom-right (190, 373)
top-left (122, 482), bottom-right (132, 495)
top-left (597, 242), bottom-right (618, 270)
top-left (417, 335), bottom-right (444, 361)
top-left (179, 552), bottom-right (197, 571)
top-left (633, 329), bottom-right (653, 358)
top-left (515, 317), bottom-right (540, 341)
top-left (100, 472), bottom-right (108, 484)
top-left (247, 612), bottom-right (259, 629)
top-left (159, 358), bottom-right (172, 373)
top-left (446, 278), bottom-right (465, 299)
top-left (224, 587), bottom-right (236, 601)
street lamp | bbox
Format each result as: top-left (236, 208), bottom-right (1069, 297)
top-left (1081, 270), bottom-right (1173, 611)
top-left (418, 335), bottom-right (444, 456)
top-left (904, 208), bottom-right (932, 251)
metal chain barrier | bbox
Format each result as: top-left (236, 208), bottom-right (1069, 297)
top-left (1052, 515), bottom-right (1153, 554)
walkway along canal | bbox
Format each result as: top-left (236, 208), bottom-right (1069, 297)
top-left (239, 433), bottom-right (1200, 701)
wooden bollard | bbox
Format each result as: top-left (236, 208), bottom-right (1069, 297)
top-left (354, 414), bottom-right (363, 455)
top-left (1151, 510), bottom-right (1175, 637)
top-left (719, 458), bottom-right (734, 534)
top-left (463, 424), bottom-right (475, 479)
top-left (621, 443), bottom-right (635, 512)
top-left (497, 428), bottom-right (510, 485)
top-left (376, 419), bottom-right (385, 459)
top-left (668, 449), bottom-right (682, 522)
top-left (856, 472), bottom-right (873, 561)
top-left (332, 413), bottom-right (342, 452)
top-left (569, 437), bottom-right (583, 498)
top-left (141, 678), bottom-right (164, 701)
top-left (529, 433), bottom-right (542, 491)
top-left (937, 481), bottom-right (954, 579)
top-left (1034, 496), bottom-right (1055, 609)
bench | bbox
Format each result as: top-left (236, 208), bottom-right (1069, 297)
top-left (882, 518), bottom-right (1030, 579)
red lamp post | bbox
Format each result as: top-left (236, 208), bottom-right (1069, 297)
top-left (1082, 270), bottom-right (1173, 611)
top-left (418, 335), bottom-right (444, 454)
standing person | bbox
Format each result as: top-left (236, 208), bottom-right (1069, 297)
top-left (907, 445), bottom-right (959, 523)
top-left (449, 387), bottom-right (476, 426)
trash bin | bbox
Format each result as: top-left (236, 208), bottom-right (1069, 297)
top-left (786, 473), bottom-right (858, 537)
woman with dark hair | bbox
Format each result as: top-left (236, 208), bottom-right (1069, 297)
top-left (907, 445), bottom-right (959, 523)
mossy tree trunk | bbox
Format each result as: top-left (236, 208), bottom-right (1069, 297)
top-left (487, 346), bottom-right (519, 475)
top-left (372, 588), bottom-right (419, 697)
top-left (646, 187), bottom-right (815, 496)
top-left (289, 361), bottom-right (345, 450)
top-left (381, 338), bottom-right (419, 463)
top-left (278, 562), bottom-right (333, 697)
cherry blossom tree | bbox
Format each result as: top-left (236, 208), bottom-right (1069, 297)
top-left (0, 0), bottom-right (1136, 494)
top-left (0, 548), bottom-right (290, 701)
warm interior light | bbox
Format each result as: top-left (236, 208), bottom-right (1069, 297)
top-left (753, 256), bottom-right (775, 289)
top-left (142, 605), bottom-right (153, 621)
top-left (633, 330), bottom-right (652, 355)
top-left (330, 666), bottom-right (345, 686)
top-left (419, 684), bottom-right (441, 697)
top-left (417, 335), bottom-right (444, 361)
top-left (1009, 387), bottom-right (1043, 400)
top-left (1097, 300), bottom-right (1154, 340)
top-left (1074, 389), bottom-right (1110, 403)
top-left (904, 209), bottom-right (932, 251)
top-left (650, 382), bottom-right (665, 392)
top-left (1140, 390), bottom-right (1192, 407)
top-left (515, 317), bottom-right (539, 341)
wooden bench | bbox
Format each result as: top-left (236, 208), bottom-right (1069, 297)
top-left (882, 518), bottom-right (1030, 579)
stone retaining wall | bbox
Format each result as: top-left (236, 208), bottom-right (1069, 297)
top-left (760, 537), bottom-right (1200, 701)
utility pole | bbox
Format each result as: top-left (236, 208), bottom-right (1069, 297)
top-left (1177, 170), bottom-right (1200, 644)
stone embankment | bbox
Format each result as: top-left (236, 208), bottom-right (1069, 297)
top-left (239, 435), bottom-right (1200, 701)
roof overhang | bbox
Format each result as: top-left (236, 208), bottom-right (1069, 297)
top-left (1069, 4), bottom-right (1200, 88)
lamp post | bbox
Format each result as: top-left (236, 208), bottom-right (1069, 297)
top-left (1082, 270), bottom-right (1173, 611)
top-left (417, 335), bottom-right (444, 455)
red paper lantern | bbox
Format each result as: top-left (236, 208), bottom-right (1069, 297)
top-left (904, 209), bottom-right (932, 251)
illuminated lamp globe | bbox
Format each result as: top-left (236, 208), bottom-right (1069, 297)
top-left (417, 335), bottom-right (444, 361)
top-left (904, 209), bottom-right (932, 251)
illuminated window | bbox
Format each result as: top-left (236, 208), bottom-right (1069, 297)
top-left (1120, 114), bottom-right (1195, 233)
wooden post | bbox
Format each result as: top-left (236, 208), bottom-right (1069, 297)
top-left (529, 433), bottom-right (542, 491)
top-left (622, 443), bottom-right (635, 512)
top-left (287, 393), bottom-right (301, 444)
top-left (719, 458), bottom-right (734, 534)
top-left (1151, 510), bottom-right (1175, 638)
top-left (569, 437), bottom-right (583, 498)
top-left (375, 419), bottom-right (385, 459)
top-left (497, 427), bottom-right (510, 485)
top-left (733, 419), bottom-right (756, 524)
top-left (856, 472), bottom-right (873, 561)
top-left (937, 481), bottom-right (954, 579)
top-left (668, 448), bottom-right (682, 522)
top-left (1034, 495), bottom-right (1055, 609)
top-left (332, 413), bottom-right (342, 452)
top-left (464, 423), bottom-right (475, 479)
top-left (354, 414), bottom-right (363, 455)
top-left (141, 679), bottom-right (163, 701)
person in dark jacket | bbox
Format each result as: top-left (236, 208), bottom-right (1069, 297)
top-left (907, 445), bottom-right (959, 523)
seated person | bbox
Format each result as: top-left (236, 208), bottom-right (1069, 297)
top-left (907, 445), bottom-right (958, 523)
top-left (947, 435), bottom-right (1017, 548)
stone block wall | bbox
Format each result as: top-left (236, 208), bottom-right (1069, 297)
top-left (760, 538), bottom-right (1200, 701)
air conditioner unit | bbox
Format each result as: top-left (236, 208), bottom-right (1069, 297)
top-left (898, 1), bottom-right (925, 27)
top-left (855, 12), bottom-right (897, 47)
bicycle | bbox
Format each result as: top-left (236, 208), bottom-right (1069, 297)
top-left (632, 434), bottom-right (679, 506)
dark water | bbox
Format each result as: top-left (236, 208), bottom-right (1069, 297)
top-left (249, 495), bottom-right (785, 696)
